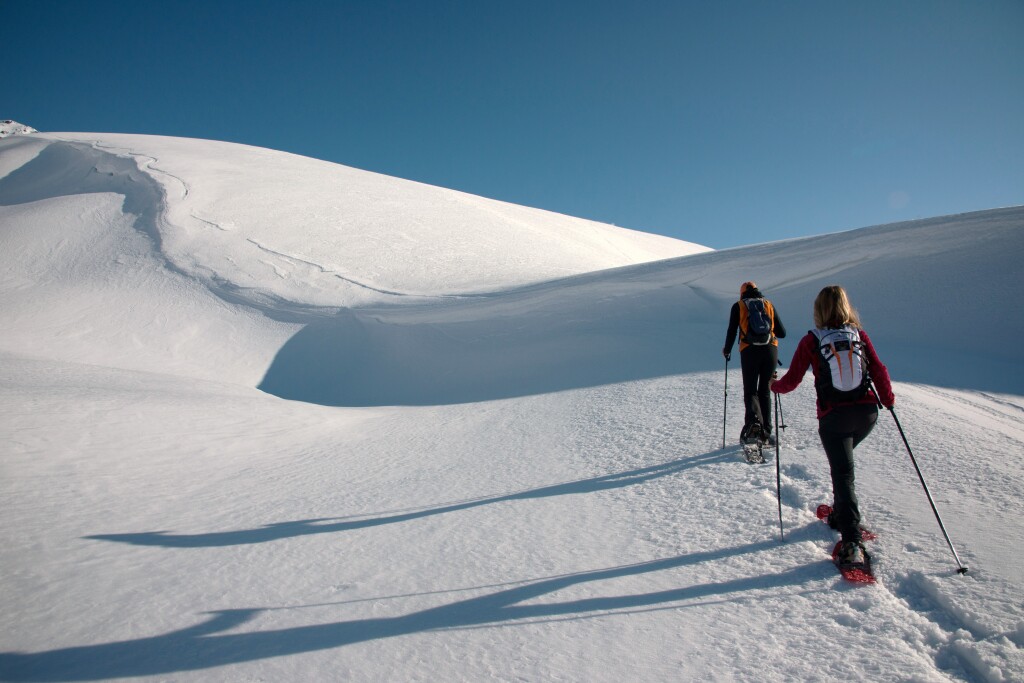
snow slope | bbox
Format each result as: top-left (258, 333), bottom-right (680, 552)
top-left (1, 132), bottom-right (1022, 682)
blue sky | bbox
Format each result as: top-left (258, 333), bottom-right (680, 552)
top-left (4, 0), bottom-right (1022, 248)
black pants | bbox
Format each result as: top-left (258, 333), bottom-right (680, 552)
top-left (740, 344), bottom-right (778, 434)
top-left (818, 403), bottom-right (878, 542)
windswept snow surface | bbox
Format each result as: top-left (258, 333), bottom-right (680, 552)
top-left (1, 133), bottom-right (1022, 682)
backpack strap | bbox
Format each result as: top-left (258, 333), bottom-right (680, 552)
top-left (738, 299), bottom-right (749, 345)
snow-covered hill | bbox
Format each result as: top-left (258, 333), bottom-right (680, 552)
top-left (3, 133), bottom-right (707, 303)
top-left (1, 133), bottom-right (1021, 682)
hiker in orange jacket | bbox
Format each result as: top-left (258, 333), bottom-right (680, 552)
top-left (723, 281), bottom-right (787, 444)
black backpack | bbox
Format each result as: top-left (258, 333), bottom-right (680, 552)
top-left (741, 298), bottom-right (774, 346)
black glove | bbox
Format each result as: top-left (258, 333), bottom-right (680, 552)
top-left (723, 349), bottom-right (731, 361)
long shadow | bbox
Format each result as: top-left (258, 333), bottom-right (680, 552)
top-left (86, 448), bottom-right (736, 548)
top-left (0, 538), bottom-right (828, 682)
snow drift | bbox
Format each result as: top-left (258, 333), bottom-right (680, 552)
top-left (260, 206), bottom-right (1023, 405)
top-left (1, 132), bottom-right (1022, 682)
top-left (2, 133), bottom-right (1019, 405)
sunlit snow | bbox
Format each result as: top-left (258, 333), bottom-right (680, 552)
top-left (1, 131), bottom-right (1021, 682)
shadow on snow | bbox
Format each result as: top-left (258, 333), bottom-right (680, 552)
top-left (257, 288), bottom-right (725, 407)
top-left (0, 537), bottom-right (831, 682)
top-left (86, 449), bottom-right (736, 548)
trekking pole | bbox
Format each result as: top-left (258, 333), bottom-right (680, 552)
top-left (869, 379), bottom-right (969, 575)
top-left (722, 356), bottom-right (729, 449)
top-left (773, 390), bottom-right (784, 542)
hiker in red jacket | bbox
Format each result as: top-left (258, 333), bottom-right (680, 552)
top-left (771, 285), bottom-right (895, 566)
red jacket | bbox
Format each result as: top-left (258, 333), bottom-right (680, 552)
top-left (771, 328), bottom-right (895, 419)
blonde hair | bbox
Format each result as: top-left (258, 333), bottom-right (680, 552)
top-left (813, 285), bottom-right (862, 329)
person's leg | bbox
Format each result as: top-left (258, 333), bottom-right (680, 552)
top-left (819, 428), bottom-right (860, 541)
top-left (755, 345), bottom-right (778, 435)
top-left (740, 349), bottom-right (759, 437)
top-left (818, 404), bottom-right (877, 542)
top-left (848, 403), bottom-right (878, 449)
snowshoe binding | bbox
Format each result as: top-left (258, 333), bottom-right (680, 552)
top-left (815, 504), bottom-right (878, 541)
top-left (832, 540), bottom-right (875, 584)
top-left (740, 422), bottom-right (767, 464)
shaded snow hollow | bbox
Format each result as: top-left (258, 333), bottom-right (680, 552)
top-left (0, 133), bottom-right (1022, 682)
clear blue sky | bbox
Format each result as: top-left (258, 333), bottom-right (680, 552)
top-left (4, 0), bottom-right (1022, 248)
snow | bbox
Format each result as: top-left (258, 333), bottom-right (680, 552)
top-left (1, 132), bottom-right (1022, 682)
top-left (0, 121), bottom-right (37, 139)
